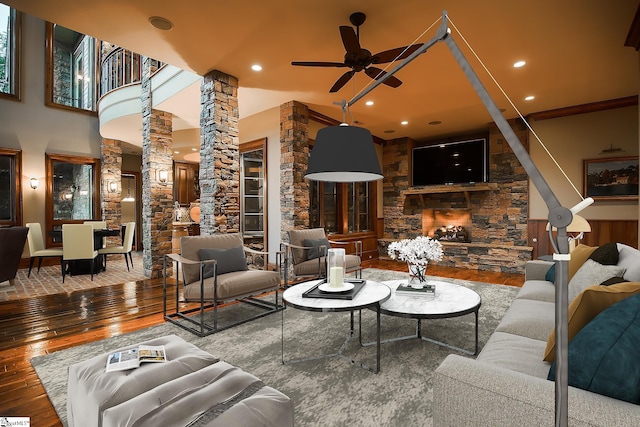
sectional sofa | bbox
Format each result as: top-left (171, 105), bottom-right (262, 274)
top-left (434, 243), bottom-right (640, 426)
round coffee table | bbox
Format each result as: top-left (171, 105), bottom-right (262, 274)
top-left (282, 279), bottom-right (391, 373)
top-left (376, 279), bottom-right (482, 355)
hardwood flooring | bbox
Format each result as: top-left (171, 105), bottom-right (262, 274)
top-left (0, 260), bottom-right (523, 426)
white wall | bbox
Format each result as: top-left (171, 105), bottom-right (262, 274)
top-left (528, 106), bottom-right (639, 222)
top-left (0, 14), bottom-right (101, 232)
top-left (238, 106), bottom-right (280, 261)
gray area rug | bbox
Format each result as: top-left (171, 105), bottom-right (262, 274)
top-left (31, 268), bottom-right (518, 427)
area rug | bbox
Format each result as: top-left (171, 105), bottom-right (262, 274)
top-left (31, 269), bottom-right (518, 427)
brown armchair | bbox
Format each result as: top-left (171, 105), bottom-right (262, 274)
top-left (0, 226), bottom-right (28, 286)
top-left (280, 228), bottom-right (362, 287)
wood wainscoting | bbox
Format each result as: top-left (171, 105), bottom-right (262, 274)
top-left (528, 219), bottom-right (638, 259)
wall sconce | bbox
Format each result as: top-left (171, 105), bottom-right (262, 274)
top-left (108, 181), bottom-right (118, 193)
top-left (157, 169), bottom-right (168, 184)
top-left (29, 177), bottom-right (39, 190)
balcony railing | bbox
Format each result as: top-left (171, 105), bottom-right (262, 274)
top-left (100, 47), bottom-right (164, 97)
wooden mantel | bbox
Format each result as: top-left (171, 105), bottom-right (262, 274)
top-left (402, 183), bottom-right (498, 207)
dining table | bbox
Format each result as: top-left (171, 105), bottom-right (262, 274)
top-left (49, 227), bottom-right (121, 275)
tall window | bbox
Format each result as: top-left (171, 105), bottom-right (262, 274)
top-left (310, 181), bottom-right (374, 235)
top-left (0, 147), bottom-right (21, 226)
top-left (46, 22), bottom-right (99, 113)
top-left (45, 153), bottom-right (100, 246)
top-left (0, 4), bottom-right (21, 100)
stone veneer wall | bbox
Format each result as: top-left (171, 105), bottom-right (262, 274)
top-left (141, 57), bottom-right (173, 278)
top-left (199, 70), bottom-right (240, 236)
top-left (279, 101), bottom-right (310, 243)
top-left (101, 138), bottom-right (122, 247)
top-left (381, 119), bottom-right (532, 273)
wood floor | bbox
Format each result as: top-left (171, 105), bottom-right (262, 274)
top-left (0, 260), bottom-right (523, 426)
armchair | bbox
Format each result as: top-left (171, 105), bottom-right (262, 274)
top-left (280, 228), bottom-right (362, 287)
top-left (163, 233), bottom-right (283, 337)
top-left (0, 226), bottom-right (28, 286)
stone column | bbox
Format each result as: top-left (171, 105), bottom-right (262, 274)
top-left (141, 56), bottom-right (173, 278)
top-left (101, 138), bottom-right (122, 246)
top-left (199, 70), bottom-right (240, 236)
top-left (279, 101), bottom-right (310, 243)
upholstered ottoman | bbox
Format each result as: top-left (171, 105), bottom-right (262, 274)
top-left (67, 334), bottom-right (294, 427)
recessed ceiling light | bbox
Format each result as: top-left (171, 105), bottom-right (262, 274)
top-left (513, 60), bottom-right (526, 68)
top-left (191, 148), bottom-right (197, 152)
top-left (174, 151), bottom-right (180, 154)
top-left (525, 95), bottom-right (535, 101)
top-left (428, 120), bottom-right (442, 125)
top-left (365, 100), bottom-right (374, 106)
top-left (401, 121), bottom-right (408, 125)
top-left (149, 16), bottom-right (173, 31)
top-left (251, 64), bottom-right (262, 71)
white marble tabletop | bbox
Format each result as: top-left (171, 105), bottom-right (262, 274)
top-left (380, 279), bottom-right (481, 318)
top-left (283, 279), bottom-right (391, 312)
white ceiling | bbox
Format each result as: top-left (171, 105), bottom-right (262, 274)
top-left (8, 0), bottom-right (639, 156)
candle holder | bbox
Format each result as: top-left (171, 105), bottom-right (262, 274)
top-left (326, 248), bottom-right (346, 288)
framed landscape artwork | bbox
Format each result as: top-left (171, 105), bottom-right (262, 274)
top-left (583, 156), bottom-right (639, 201)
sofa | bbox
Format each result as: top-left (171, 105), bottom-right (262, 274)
top-left (434, 243), bottom-right (640, 426)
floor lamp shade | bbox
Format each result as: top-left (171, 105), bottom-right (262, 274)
top-left (305, 125), bottom-right (383, 182)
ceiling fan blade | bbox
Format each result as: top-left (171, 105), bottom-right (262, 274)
top-left (339, 26), bottom-right (361, 54)
top-left (291, 61), bottom-right (349, 67)
top-left (365, 67), bottom-right (402, 88)
top-left (371, 44), bottom-right (423, 64)
top-left (329, 70), bottom-right (355, 93)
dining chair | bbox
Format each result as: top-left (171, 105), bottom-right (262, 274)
top-left (98, 222), bottom-right (136, 271)
top-left (84, 220), bottom-right (108, 249)
top-left (25, 223), bottom-right (64, 278)
top-left (62, 223), bottom-right (99, 282)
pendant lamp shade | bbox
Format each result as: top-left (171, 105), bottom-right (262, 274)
top-left (305, 124), bottom-right (383, 182)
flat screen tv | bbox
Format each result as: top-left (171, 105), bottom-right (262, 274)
top-left (412, 138), bottom-right (488, 186)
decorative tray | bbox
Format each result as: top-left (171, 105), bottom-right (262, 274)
top-left (302, 279), bottom-right (366, 300)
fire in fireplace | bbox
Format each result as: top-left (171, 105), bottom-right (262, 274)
top-left (422, 209), bottom-right (472, 243)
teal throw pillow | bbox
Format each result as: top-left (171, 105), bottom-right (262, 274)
top-left (198, 246), bottom-right (248, 279)
top-left (303, 238), bottom-right (330, 260)
top-left (545, 264), bottom-right (556, 283)
top-left (547, 293), bottom-right (640, 404)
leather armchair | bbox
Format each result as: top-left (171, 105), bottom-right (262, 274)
top-left (0, 226), bottom-right (29, 286)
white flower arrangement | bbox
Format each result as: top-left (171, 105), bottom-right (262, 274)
top-left (387, 235), bottom-right (444, 265)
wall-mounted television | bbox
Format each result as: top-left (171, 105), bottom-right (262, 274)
top-left (412, 138), bottom-right (488, 186)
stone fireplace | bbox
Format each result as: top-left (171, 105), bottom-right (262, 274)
top-left (422, 209), bottom-right (472, 242)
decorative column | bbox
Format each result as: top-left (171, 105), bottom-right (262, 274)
top-left (279, 101), bottom-right (310, 243)
top-left (101, 138), bottom-right (122, 246)
top-left (199, 70), bottom-right (240, 236)
top-left (141, 56), bottom-right (174, 278)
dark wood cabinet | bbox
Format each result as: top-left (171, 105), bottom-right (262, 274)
top-left (173, 161), bottom-right (199, 205)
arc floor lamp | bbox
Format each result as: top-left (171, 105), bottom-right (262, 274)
top-left (306, 11), bottom-right (593, 427)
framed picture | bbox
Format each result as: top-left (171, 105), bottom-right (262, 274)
top-left (583, 156), bottom-right (639, 201)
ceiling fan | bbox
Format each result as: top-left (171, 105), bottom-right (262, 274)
top-left (291, 12), bottom-right (422, 93)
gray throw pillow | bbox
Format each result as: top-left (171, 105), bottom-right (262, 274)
top-left (303, 238), bottom-right (330, 260)
top-left (198, 246), bottom-right (247, 279)
top-left (568, 259), bottom-right (626, 302)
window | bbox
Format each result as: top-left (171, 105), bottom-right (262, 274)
top-left (0, 147), bottom-right (22, 226)
top-left (240, 138), bottom-right (268, 254)
top-left (310, 181), bottom-right (374, 235)
top-left (0, 4), bottom-right (21, 100)
top-left (45, 153), bottom-right (100, 246)
top-left (45, 22), bottom-right (99, 113)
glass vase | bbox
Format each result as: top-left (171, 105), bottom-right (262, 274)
top-left (407, 261), bottom-right (427, 288)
